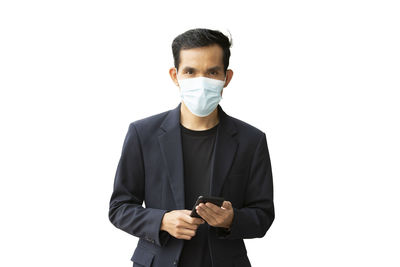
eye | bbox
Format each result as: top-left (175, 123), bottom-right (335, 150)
top-left (184, 70), bottom-right (193, 74)
top-left (209, 71), bottom-right (218, 75)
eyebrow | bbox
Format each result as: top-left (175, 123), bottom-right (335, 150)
top-left (182, 66), bottom-right (196, 72)
top-left (181, 66), bottom-right (223, 72)
top-left (207, 66), bottom-right (223, 72)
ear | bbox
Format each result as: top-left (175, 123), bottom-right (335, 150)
top-left (223, 69), bottom-right (234, 88)
top-left (169, 67), bottom-right (179, 87)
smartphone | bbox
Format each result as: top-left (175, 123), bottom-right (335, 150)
top-left (190, 195), bottom-right (225, 218)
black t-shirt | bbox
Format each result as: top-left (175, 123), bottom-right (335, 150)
top-left (178, 122), bottom-right (219, 267)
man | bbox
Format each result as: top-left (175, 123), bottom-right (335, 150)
top-left (109, 28), bottom-right (274, 267)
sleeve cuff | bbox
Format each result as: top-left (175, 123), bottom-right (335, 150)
top-left (215, 207), bottom-right (237, 239)
top-left (150, 209), bottom-right (171, 247)
top-left (158, 229), bottom-right (171, 247)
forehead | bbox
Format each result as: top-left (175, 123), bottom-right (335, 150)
top-left (179, 44), bottom-right (224, 69)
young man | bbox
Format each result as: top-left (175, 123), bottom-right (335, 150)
top-left (109, 28), bottom-right (274, 267)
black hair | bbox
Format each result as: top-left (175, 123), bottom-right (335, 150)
top-left (172, 28), bottom-right (232, 74)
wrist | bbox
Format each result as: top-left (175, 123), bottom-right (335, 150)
top-left (160, 211), bottom-right (170, 231)
top-left (225, 211), bottom-right (234, 229)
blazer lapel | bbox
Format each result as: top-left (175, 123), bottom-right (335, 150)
top-left (158, 103), bottom-right (186, 209)
top-left (158, 102), bottom-right (238, 210)
top-left (210, 105), bottom-right (238, 197)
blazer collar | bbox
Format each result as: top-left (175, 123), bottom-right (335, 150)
top-left (158, 102), bottom-right (238, 209)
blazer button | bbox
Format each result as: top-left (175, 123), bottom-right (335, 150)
top-left (173, 260), bottom-right (178, 265)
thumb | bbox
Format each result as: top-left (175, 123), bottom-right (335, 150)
top-left (222, 201), bottom-right (232, 210)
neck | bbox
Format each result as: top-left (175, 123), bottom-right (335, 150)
top-left (180, 101), bottom-right (219, 130)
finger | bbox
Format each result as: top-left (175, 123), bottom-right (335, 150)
top-left (191, 217), bottom-right (206, 225)
top-left (205, 202), bottom-right (225, 214)
top-left (181, 210), bottom-right (205, 224)
top-left (196, 204), bottom-right (218, 225)
top-left (177, 234), bottom-right (194, 240)
top-left (186, 213), bottom-right (206, 224)
top-left (177, 228), bottom-right (197, 237)
top-left (180, 214), bottom-right (204, 225)
top-left (179, 210), bottom-right (205, 224)
top-left (175, 232), bottom-right (195, 240)
top-left (176, 220), bottom-right (198, 230)
top-left (202, 203), bottom-right (223, 217)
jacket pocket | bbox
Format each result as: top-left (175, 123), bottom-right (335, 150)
top-left (131, 245), bottom-right (155, 267)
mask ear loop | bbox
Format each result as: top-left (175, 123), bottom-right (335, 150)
top-left (220, 75), bottom-right (227, 100)
top-left (175, 67), bottom-right (184, 101)
top-left (175, 67), bottom-right (179, 85)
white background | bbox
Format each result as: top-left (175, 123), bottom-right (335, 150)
top-left (1, 0), bottom-right (399, 266)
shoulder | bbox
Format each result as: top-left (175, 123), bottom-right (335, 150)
top-left (224, 114), bottom-right (271, 160)
top-left (127, 109), bottom-right (170, 134)
top-left (227, 114), bottom-right (267, 148)
top-left (230, 114), bottom-right (266, 138)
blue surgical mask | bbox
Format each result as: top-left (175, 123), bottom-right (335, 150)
top-left (177, 71), bottom-right (226, 117)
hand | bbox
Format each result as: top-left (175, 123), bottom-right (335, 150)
top-left (160, 210), bottom-right (205, 240)
top-left (196, 201), bottom-right (234, 229)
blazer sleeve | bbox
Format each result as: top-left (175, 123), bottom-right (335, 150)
top-left (108, 123), bottom-right (171, 247)
top-left (215, 132), bottom-right (275, 239)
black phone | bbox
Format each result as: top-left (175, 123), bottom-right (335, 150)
top-left (190, 195), bottom-right (225, 218)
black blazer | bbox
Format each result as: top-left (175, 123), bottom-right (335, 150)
top-left (109, 103), bottom-right (274, 267)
